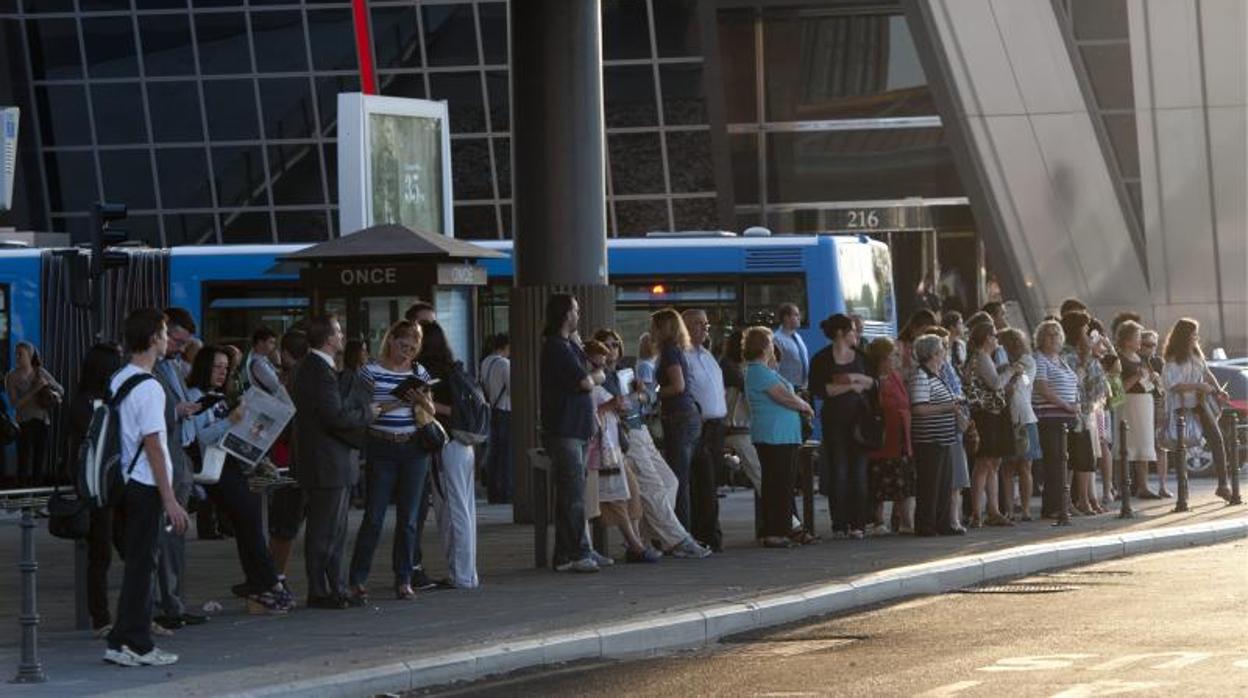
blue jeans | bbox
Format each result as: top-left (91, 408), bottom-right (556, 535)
top-left (822, 422), bottom-right (869, 533)
top-left (349, 437), bottom-right (430, 587)
top-left (661, 410), bottom-right (703, 530)
top-left (485, 409), bottom-right (513, 503)
top-left (542, 435), bottom-right (591, 566)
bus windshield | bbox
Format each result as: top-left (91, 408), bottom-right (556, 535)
top-left (837, 242), bottom-right (893, 323)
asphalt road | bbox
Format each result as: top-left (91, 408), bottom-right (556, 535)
top-left (424, 541), bottom-right (1248, 697)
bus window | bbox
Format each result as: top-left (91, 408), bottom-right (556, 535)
top-left (478, 283), bottom-right (510, 347)
top-left (744, 278), bottom-right (806, 328)
top-left (0, 285), bottom-right (9, 372)
top-left (203, 284), bottom-right (308, 346)
top-left (434, 286), bottom-right (475, 371)
top-left (837, 243), bottom-right (893, 323)
top-left (617, 281), bottom-right (736, 355)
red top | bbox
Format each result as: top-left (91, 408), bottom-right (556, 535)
top-left (868, 371), bottom-right (912, 460)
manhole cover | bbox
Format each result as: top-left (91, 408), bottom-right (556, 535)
top-left (957, 583), bottom-right (1079, 594)
top-left (1046, 570), bottom-right (1132, 577)
top-left (721, 638), bottom-right (859, 657)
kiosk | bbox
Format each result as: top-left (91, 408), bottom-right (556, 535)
top-left (281, 223), bottom-right (503, 365)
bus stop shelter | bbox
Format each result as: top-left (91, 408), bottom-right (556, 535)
top-left (280, 223), bottom-right (504, 363)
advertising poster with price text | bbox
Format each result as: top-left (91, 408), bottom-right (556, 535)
top-left (369, 113), bottom-right (443, 234)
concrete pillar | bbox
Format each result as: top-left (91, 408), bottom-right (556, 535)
top-left (510, 0), bottom-right (612, 522)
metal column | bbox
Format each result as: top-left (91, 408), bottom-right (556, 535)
top-left (510, 0), bottom-right (612, 523)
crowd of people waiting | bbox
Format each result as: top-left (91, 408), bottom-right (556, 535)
top-left (4, 292), bottom-right (1232, 667)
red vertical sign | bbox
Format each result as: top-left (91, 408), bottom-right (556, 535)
top-left (351, 0), bottom-right (378, 95)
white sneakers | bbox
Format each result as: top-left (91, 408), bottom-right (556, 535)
top-left (670, 537), bottom-right (713, 559)
top-left (554, 557), bottom-right (600, 573)
top-left (103, 645), bottom-right (179, 667)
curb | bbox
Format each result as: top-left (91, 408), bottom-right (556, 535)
top-left (236, 518), bottom-right (1248, 697)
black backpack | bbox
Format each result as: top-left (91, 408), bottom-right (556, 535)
top-left (447, 361), bottom-right (490, 446)
top-left (79, 373), bottom-right (156, 509)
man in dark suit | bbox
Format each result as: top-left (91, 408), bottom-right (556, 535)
top-left (293, 314), bottom-right (378, 609)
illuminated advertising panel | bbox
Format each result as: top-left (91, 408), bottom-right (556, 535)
top-left (337, 94), bottom-right (453, 236)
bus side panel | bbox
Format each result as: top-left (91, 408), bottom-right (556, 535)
top-left (479, 243), bottom-right (751, 281)
top-left (0, 255), bottom-right (44, 353)
top-left (170, 249), bottom-right (295, 329)
top-left (799, 237), bottom-right (844, 356)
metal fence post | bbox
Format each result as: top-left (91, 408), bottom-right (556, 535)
top-left (528, 448), bottom-right (551, 569)
top-left (1174, 410), bottom-right (1190, 513)
top-left (1228, 410), bottom-right (1243, 505)
top-left (13, 503), bottom-right (46, 684)
top-left (1118, 419), bottom-right (1133, 518)
top-left (1055, 422), bottom-right (1072, 526)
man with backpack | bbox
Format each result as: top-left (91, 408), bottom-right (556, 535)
top-left (104, 308), bottom-right (191, 667)
top-left (479, 334), bottom-right (512, 504)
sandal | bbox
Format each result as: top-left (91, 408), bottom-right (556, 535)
top-left (985, 514), bottom-right (1014, 527)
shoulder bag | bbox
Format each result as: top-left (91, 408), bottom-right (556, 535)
top-left (48, 487), bottom-right (90, 540)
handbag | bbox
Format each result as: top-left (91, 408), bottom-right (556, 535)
top-left (852, 387), bottom-right (885, 450)
top-left (725, 386), bottom-right (751, 431)
top-left (194, 446), bottom-right (228, 485)
top-left (962, 414), bottom-right (980, 457)
top-left (47, 488), bottom-right (90, 540)
top-left (962, 359), bottom-right (1007, 415)
top-left (35, 382), bottom-right (62, 410)
top-left (415, 420), bottom-right (449, 453)
top-left (0, 410), bottom-right (18, 446)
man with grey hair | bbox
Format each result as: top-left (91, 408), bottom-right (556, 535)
top-left (681, 308), bottom-right (725, 551)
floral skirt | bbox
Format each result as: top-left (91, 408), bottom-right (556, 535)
top-left (870, 456), bottom-right (916, 501)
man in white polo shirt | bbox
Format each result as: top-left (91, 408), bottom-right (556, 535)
top-left (104, 308), bottom-right (191, 668)
top-left (681, 309), bottom-right (725, 552)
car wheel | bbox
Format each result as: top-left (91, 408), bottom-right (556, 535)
top-left (1185, 443), bottom-right (1215, 477)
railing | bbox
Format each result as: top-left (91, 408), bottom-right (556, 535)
top-left (1, 486), bottom-right (56, 684)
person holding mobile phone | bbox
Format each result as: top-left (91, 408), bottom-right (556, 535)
top-left (186, 345), bottom-right (292, 615)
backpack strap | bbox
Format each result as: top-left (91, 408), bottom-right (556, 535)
top-left (483, 356), bottom-right (507, 408)
top-left (111, 373), bottom-right (158, 476)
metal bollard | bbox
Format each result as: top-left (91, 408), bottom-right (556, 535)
top-left (1055, 422), bottom-right (1072, 527)
top-left (1174, 410), bottom-right (1190, 513)
top-left (1118, 419), bottom-right (1133, 518)
top-left (13, 503), bottom-right (46, 683)
top-left (528, 448), bottom-right (551, 569)
top-left (1229, 411), bottom-right (1243, 505)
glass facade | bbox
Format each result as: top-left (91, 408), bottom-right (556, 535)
top-left (1, 0), bottom-right (964, 244)
top-left (1056, 0), bottom-right (1144, 227)
top-left (720, 6), bottom-right (962, 231)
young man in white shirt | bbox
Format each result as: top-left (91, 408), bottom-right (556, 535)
top-left (104, 308), bottom-right (191, 667)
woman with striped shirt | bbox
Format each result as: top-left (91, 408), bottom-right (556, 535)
top-left (909, 334), bottom-right (964, 536)
top-left (1031, 320), bottom-right (1081, 519)
top-left (348, 320), bottom-right (438, 601)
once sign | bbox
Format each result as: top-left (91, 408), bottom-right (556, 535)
top-left (339, 267), bottom-right (398, 286)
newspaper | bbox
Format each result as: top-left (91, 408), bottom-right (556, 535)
top-left (219, 387), bottom-right (296, 466)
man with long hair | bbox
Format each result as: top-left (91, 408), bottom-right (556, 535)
top-left (540, 294), bottom-right (601, 573)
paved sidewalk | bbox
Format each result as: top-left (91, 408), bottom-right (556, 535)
top-left (1, 479), bottom-right (1244, 696)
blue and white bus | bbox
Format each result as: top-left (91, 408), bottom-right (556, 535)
top-left (0, 233), bottom-right (894, 365)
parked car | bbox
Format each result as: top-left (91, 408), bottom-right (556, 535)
top-left (1186, 356), bottom-right (1248, 477)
